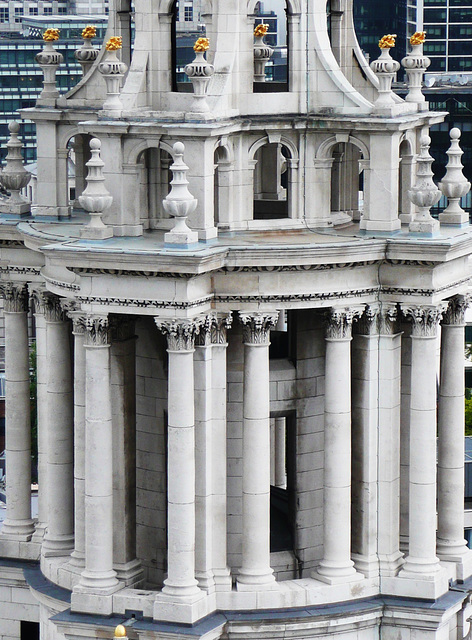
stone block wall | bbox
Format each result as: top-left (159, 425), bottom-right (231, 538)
top-left (0, 566), bottom-right (39, 640)
top-left (135, 317), bottom-right (168, 588)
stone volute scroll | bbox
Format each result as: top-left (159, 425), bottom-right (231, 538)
top-left (35, 28), bottom-right (63, 102)
top-left (370, 34), bottom-right (400, 112)
top-left (98, 36), bottom-right (128, 113)
top-left (163, 142), bottom-right (199, 246)
top-left (0, 121), bottom-right (32, 217)
top-left (75, 25), bottom-right (99, 77)
top-left (79, 138), bottom-right (113, 240)
top-left (439, 128), bottom-right (471, 226)
top-left (253, 23), bottom-right (273, 83)
top-left (408, 134), bottom-right (441, 235)
top-left (401, 32), bottom-right (430, 108)
top-left (185, 38), bottom-right (215, 114)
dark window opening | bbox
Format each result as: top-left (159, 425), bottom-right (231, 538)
top-left (21, 622), bottom-right (39, 640)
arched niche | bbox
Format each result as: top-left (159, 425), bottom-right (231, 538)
top-left (398, 135), bottom-right (416, 225)
top-left (134, 145), bottom-right (173, 229)
top-left (214, 141), bottom-right (234, 229)
top-left (60, 131), bottom-right (93, 213)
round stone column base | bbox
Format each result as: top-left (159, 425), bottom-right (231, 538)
top-left (1, 519), bottom-right (35, 540)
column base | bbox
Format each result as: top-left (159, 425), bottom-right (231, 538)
top-left (236, 567), bottom-right (277, 591)
top-left (72, 584), bottom-right (123, 616)
top-left (313, 567), bottom-right (364, 586)
top-left (68, 550), bottom-right (86, 569)
top-left (382, 566), bottom-right (449, 600)
top-left (359, 219), bottom-right (401, 233)
top-left (378, 550), bottom-right (405, 577)
top-left (42, 533), bottom-right (74, 557)
top-left (437, 546), bottom-right (472, 582)
top-left (154, 588), bottom-right (208, 624)
top-left (113, 559), bottom-right (144, 587)
top-left (196, 569), bottom-right (216, 593)
top-left (213, 567), bottom-right (232, 592)
top-left (1, 519), bottom-right (35, 541)
top-left (77, 568), bottom-right (120, 592)
top-left (351, 553), bottom-right (380, 579)
top-left (31, 522), bottom-right (47, 544)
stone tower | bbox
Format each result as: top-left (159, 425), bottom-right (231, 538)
top-left (0, 2), bottom-right (471, 640)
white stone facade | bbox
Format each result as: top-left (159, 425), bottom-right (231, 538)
top-left (0, 2), bottom-right (472, 640)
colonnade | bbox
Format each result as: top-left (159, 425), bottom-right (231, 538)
top-left (0, 284), bottom-right (470, 602)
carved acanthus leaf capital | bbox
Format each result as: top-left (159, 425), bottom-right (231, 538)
top-left (195, 312), bottom-right (233, 346)
top-left (401, 304), bottom-right (447, 337)
top-left (84, 315), bottom-right (110, 346)
top-left (442, 295), bottom-right (470, 326)
top-left (239, 311), bottom-right (279, 345)
top-left (379, 303), bottom-right (399, 335)
top-left (155, 317), bottom-right (202, 351)
top-left (325, 307), bottom-right (362, 340)
top-left (1, 282), bottom-right (29, 313)
top-left (356, 305), bottom-right (380, 336)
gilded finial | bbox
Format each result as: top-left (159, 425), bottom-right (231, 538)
top-left (254, 23), bottom-right (269, 38)
top-left (43, 28), bottom-right (60, 42)
top-left (410, 31), bottom-right (426, 45)
top-left (378, 34), bottom-right (397, 49)
top-left (106, 36), bottom-right (123, 51)
top-left (193, 37), bottom-right (210, 52)
top-left (82, 25), bottom-right (97, 39)
top-left (114, 624), bottom-right (127, 638)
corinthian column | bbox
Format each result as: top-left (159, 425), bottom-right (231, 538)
top-left (315, 308), bottom-right (361, 584)
top-left (154, 318), bottom-right (202, 599)
top-left (437, 296), bottom-right (472, 580)
top-left (0, 283), bottom-right (35, 540)
top-left (397, 305), bottom-right (448, 599)
top-left (236, 311), bottom-right (278, 591)
top-left (42, 295), bottom-right (74, 556)
top-left (76, 315), bottom-right (119, 596)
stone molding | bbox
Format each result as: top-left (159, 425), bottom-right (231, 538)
top-left (1, 282), bottom-right (29, 313)
top-left (84, 315), bottom-right (110, 347)
top-left (239, 311), bottom-right (279, 345)
top-left (441, 295), bottom-right (470, 326)
top-left (195, 312), bottom-right (233, 346)
top-left (401, 304), bottom-right (447, 337)
top-left (155, 318), bottom-right (203, 351)
top-left (325, 308), bottom-right (362, 340)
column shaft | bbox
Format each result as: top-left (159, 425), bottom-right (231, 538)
top-left (1, 286), bottom-right (34, 539)
top-left (32, 310), bottom-right (48, 541)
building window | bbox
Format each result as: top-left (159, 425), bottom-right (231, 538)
top-left (184, 4), bottom-right (193, 21)
top-left (14, 7), bottom-right (24, 22)
top-left (29, 6), bottom-right (38, 14)
top-left (43, 6), bottom-right (53, 15)
top-left (0, 8), bottom-right (9, 22)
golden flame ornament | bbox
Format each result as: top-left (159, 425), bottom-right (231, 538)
top-left (193, 37), bottom-right (210, 52)
top-left (82, 25), bottom-right (97, 39)
top-left (254, 23), bottom-right (269, 38)
top-left (410, 31), bottom-right (426, 45)
top-left (43, 28), bottom-right (60, 42)
top-left (106, 36), bottom-right (123, 51)
top-left (378, 34), bottom-right (397, 49)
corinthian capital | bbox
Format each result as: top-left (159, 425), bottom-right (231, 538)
top-left (442, 295), bottom-right (470, 326)
top-left (1, 282), bottom-right (28, 313)
top-left (401, 304), bottom-right (447, 337)
top-left (195, 312), bottom-right (233, 346)
top-left (84, 315), bottom-right (110, 347)
top-left (239, 311), bottom-right (279, 345)
top-left (325, 307), bottom-right (361, 340)
top-left (155, 317), bottom-right (202, 351)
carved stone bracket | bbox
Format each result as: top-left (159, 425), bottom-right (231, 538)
top-left (84, 315), bottom-right (110, 347)
top-left (441, 295), bottom-right (471, 326)
top-left (239, 311), bottom-right (279, 345)
top-left (195, 312), bottom-right (233, 347)
top-left (401, 304), bottom-right (447, 337)
top-left (0, 282), bottom-right (29, 313)
top-left (325, 307), bottom-right (362, 340)
top-left (155, 317), bottom-right (203, 351)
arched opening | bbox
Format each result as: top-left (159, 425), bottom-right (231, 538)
top-left (253, 142), bottom-right (291, 220)
top-left (330, 141), bottom-right (363, 225)
top-left (136, 147), bottom-right (173, 229)
top-left (67, 134), bottom-right (92, 209)
top-left (253, 0), bottom-right (289, 91)
top-left (398, 139), bottom-right (416, 224)
top-left (172, 0), bottom-right (207, 92)
top-left (214, 145), bottom-right (234, 229)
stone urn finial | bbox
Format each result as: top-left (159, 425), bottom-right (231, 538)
top-left (253, 23), bottom-right (273, 82)
top-left (35, 28), bottom-right (63, 101)
top-left (185, 37), bottom-right (215, 113)
top-left (98, 36), bottom-right (128, 112)
top-left (0, 121), bottom-right (31, 217)
top-left (75, 25), bottom-right (99, 76)
top-left (439, 128), bottom-right (471, 226)
top-left (370, 34), bottom-right (400, 110)
top-left (163, 142), bottom-right (199, 246)
top-left (79, 138), bottom-right (113, 239)
top-left (401, 32), bottom-right (430, 106)
top-left (408, 134), bottom-right (441, 235)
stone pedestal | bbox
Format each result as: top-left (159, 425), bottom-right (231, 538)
top-left (0, 284), bottom-right (35, 541)
top-left (237, 312), bottom-right (279, 591)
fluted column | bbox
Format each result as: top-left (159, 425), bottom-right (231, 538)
top-left (237, 311), bottom-right (278, 591)
top-left (42, 295), bottom-right (74, 556)
top-left (437, 296), bottom-right (472, 580)
top-left (77, 315), bottom-right (119, 593)
top-left (0, 283), bottom-right (35, 540)
top-left (398, 305), bottom-right (448, 597)
top-left (155, 318), bottom-right (202, 599)
top-left (67, 309), bottom-right (87, 569)
top-left (315, 308), bottom-right (361, 584)
top-left (194, 313), bottom-right (232, 593)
